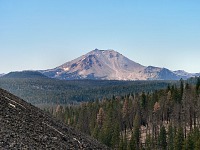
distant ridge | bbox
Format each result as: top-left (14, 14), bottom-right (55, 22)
top-left (3, 49), bottom-right (199, 81)
top-left (0, 74), bottom-right (5, 77)
top-left (2, 71), bottom-right (48, 79)
top-left (41, 49), bottom-right (200, 80)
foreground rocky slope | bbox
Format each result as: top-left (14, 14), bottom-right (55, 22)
top-left (0, 88), bottom-right (109, 149)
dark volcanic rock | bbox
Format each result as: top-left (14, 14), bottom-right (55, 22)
top-left (0, 88), bottom-right (109, 149)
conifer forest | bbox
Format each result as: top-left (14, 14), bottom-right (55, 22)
top-left (49, 77), bottom-right (200, 149)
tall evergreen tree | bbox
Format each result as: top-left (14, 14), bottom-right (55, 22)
top-left (183, 133), bottom-right (194, 150)
top-left (196, 77), bottom-right (200, 94)
top-left (195, 138), bottom-right (200, 150)
top-left (180, 78), bottom-right (184, 100)
top-left (111, 122), bottom-right (120, 149)
top-left (96, 107), bottom-right (105, 128)
top-left (145, 134), bottom-right (152, 150)
top-left (133, 113), bottom-right (140, 150)
top-left (168, 124), bottom-right (175, 150)
top-left (141, 92), bottom-right (147, 109)
top-left (158, 126), bottom-right (167, 150)
top-left (174, 127), bottom-right (184, 150)
top-left (129, 131), bottom-right (137, 150)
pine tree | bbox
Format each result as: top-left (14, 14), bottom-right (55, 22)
top-left (92, 126), bottom-right (99, 139)
top-left (158, 126), bottom-right (167, 150)
top-left (141, 92), bottom-right (147, 109)
top-left (174, 127), bottom-right (184, 150)
top-left (133, 113), bottom-right (140, 150)
top-left (122, 99), bottom-right (129, 136)
top-left (168, 124), bottom-right (174, 150)
top-left (184, 133), bottom-right (194, 150)
top-left (119, 138), bottom-right (124, 150)
top-left (111, 122), bottom-right (120, 149)
top-left (193, 127), bottom-right (200, 144)
top-left (145, 134), bottom-right (152, 150)
top-left (129, 132), bottom-right (136, 150)
top-left (180, 78), bottom-right (184, 100)
top-left (101, 103), bottom-right (118, 147)
top-left (196, 77), bottom-right (200, 94)
top-left (153, 101), bottom-right (160, 112)
top-left (119, 138), bottom-right (128, 150)
top-left (55, 104), bottom-right (64, 120)
top-left (96, 107), bottom-right (105, 128)
top-left (122, 99), bottom-right (129, 118)
top-left (195, 138), bottom-right (200, 150)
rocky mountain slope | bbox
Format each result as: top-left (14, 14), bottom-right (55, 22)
top-left (0, 88), bottom-right (109, 149)
top-left (0, 74), bottom-right (4, 77)
top-left (41, 49), bottom-right (199, 80)
top-left (42, 49), bottom-right (145, 80)
top-left (173, 70), bottom-right (200, 79)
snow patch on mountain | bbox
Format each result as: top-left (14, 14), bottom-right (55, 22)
top-left (41, 49), bottom-right (200, 80)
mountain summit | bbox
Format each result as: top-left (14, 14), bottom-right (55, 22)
top-left (42, 49), bottom-right (198, 80)
top-left (42, 49), bottom-right (146, 80)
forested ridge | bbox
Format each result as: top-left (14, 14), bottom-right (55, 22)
top-left (49, 77), bottom-right (200, 149)
top-left (0, 77), bottom-right (174, 104)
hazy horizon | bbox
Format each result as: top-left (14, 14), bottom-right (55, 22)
top-left (1, 1), bottom-right (200, 73)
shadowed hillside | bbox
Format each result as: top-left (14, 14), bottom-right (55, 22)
top-left (0, 88), bottom-right (109, 149)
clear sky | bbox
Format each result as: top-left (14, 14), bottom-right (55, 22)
top-left (0, 0), bottom-right (200, 73)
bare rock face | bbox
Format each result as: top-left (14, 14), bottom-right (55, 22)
top-left (2, 49), bottom-right (199, 80)
top-left (0, 88), bottom-right (109, 149)
top-left (42, 49), bottom-right (146, 80)
top-left (41, 49), bottom-right (195, 80)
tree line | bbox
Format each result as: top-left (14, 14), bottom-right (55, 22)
top-left (0, 77), bottom-right (172, 104)
top-left (47, 77), bottom-right (200, 149)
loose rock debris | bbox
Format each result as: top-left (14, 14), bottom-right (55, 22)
top-left (0, 88), bottom-right (109, 149)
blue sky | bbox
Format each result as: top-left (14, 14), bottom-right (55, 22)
top-left (0, 0), bottom-right (200, 73)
